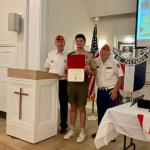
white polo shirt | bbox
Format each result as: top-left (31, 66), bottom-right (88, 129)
top-left (44, 50), bottom-right (67, 78)
top-left (95, 57), bottom-right (123, 88)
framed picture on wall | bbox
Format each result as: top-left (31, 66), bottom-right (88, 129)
top-left (118, 42), bottom-right (135, 58)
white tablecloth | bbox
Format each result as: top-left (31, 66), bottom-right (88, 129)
top-left (94, 102), bottom-right (150, 149)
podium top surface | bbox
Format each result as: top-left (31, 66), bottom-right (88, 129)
top-left (8, 68), bottom-right (59, 80)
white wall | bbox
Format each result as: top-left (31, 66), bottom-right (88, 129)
top-left (97, 13), bottom-right (136, 47)
top-left (0, 0), bottom-right (27, 68)
top-left (46, 0), bottom-right (136, 52)
top-left (46, 0), bottom-right (93, 54)
top-left (0, 0), bottom-right (95, 70)
top-left (0, 0), bottom-right (137, 69)
top-left (0, 0), bottom-right (22, 43)
top-left (84, 0), bottom-right (136, 17)
top-left (0, 0), bottom-right (139, 71)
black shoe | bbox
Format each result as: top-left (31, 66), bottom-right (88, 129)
top-left (60, 128), bottom-right (67, 134)
top-left (91, 133), bottom-right (96, 138)
top-left (111, 139), bottom-right (116, 142)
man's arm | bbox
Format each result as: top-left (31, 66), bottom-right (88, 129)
top-left (114, 76), bottom-right (124, 91)
top-left (44, 60), bottom-right (49, 72)
top-left (110, 76), bottom-right (124, 100)
top-left (87, 52), bottom-right (97, 76)
top-left (88, 67), bottom-right (97, 76)
top-left (44, 55), bottom-right (50, 72)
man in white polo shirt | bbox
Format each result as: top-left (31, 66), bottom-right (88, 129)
top-left (92, 44), bottom-right (124, 138)
top-left (44, 35), bottom-right (68, 134)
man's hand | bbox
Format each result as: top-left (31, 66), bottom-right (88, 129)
top-left (64, 64), bottom-right (68, 70)
top-left (109, 88), bottom-right (118, 100)
top-left (84, 64), bottom-right (90, 73)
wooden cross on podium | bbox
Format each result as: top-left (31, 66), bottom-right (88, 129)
top-left (14, 88), bottom-right (29, 120)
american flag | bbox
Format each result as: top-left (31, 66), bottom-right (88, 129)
top-left (88, 25), bottom-right (99, 101)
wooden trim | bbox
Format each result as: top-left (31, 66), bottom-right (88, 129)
top-left (0, 43), bottom-right (16, 47)
top-left (145, 81), bottom-right (150, 85)
top-left (8, 68), bottom-right (59, 80)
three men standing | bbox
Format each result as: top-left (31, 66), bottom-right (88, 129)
top-left (45, 35), bottom-right (123, 142)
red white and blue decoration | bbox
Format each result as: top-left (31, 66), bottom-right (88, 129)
top-left (113, 47), bottom-right (150, 92)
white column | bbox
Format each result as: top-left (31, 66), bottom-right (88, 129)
top-left (28, 0), bottom-right (47, 70)
top-left (40, 0), bottom-right (48, 71)
top-left (14, 0), bottom-right (29, 69)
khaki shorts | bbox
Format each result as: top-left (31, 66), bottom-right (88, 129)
top-left (67, 81), bottom-right (89, 106)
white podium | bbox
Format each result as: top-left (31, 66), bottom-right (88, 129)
top-left (6, 68), bottom-right (59, 143)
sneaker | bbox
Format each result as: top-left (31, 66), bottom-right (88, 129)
top-left (77, 132), bottom-right (86, 143)
top-left (64, 130), bottom-right (74, 140)
top-left (91, 133), bottom-right (96, 138)
top-left (111, 139), bottom-right (116, 142)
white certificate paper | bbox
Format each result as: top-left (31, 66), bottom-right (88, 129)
top-left (68, 69), bottom-right (84, 82)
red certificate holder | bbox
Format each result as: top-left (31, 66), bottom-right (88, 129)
top-left (67, 54), bottom-right (85, 69)
top-left (67, 54), bottom-right (85, 82)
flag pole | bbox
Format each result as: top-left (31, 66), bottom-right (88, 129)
top-left (92, 17), bottom-right (99, 114)
top-left (92, 99), bottom-right (95, 113)
top-left (87, 17), bottom-right (99, 121)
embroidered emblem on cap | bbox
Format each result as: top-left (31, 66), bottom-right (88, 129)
top-left (55, 35), bottom-right (65, 41)
top-left (101, 44), bottom-right (110, 51)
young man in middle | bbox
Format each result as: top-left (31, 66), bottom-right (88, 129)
top-left (64, 34), bottom-right (97, 143)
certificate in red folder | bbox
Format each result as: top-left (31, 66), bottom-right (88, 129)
top-left (67, 54), bottom-right (85, 82)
